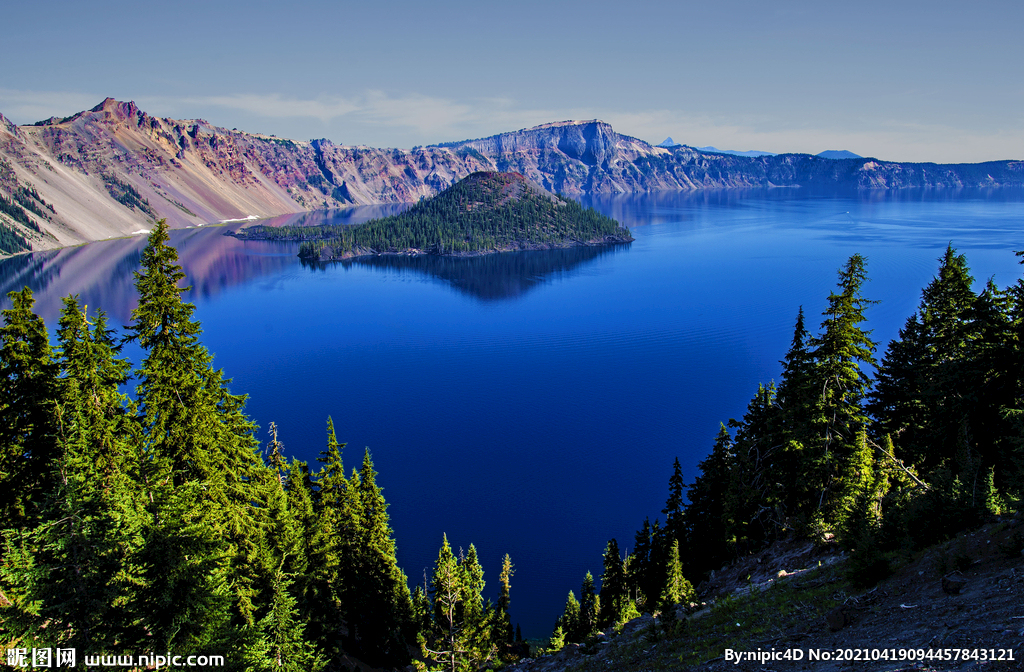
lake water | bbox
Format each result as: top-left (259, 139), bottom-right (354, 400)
top-left (3, 188), bottom-right (1023, 638)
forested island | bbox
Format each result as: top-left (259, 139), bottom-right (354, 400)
top-left (232, 172), bottom-right (633, 261)
top-left (2, 220), bottom-right (1023, 671)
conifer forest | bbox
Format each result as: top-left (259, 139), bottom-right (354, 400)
top-left (2, 220), bottom-right (1023, 670)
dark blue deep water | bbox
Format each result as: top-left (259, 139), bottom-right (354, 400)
top-left (3, 188), bottom-right (1024, 637)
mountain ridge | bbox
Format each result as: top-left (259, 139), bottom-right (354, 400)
top-left (1, 98), bottom-right (1023, 254)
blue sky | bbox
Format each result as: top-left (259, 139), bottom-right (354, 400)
top-left (3, 0), bottom-right (1021, 162)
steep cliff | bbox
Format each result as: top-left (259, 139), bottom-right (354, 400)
top-left (1, 99), bottom-right (1022, 253)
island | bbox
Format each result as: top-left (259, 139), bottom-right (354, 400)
top-left (231, 171), bottom-right (633, 261)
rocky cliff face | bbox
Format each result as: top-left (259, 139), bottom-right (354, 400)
top-left (1, 99), bottom-right (1022, 252)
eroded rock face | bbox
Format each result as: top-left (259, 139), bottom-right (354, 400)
top-left (3, 99), bottom-right (1024, 252)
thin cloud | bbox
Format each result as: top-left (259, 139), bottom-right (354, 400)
top-left (168, 91), bottom-right (562, 141)
top-left (0, 89), bottom-right (105, 124)
top-left (179, 93), bottom-right (361, 123)
top-left (1, 88), bottom-right (1020, 163)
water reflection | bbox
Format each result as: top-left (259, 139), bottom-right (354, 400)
top-left (0, 206), bottom-right (630, 322)
top-left (0, 226), bottom-right (297, 323)
top-left (305, 244), bottom-right (630, 301)
top-left (5, 187), bottom-right (1024, 324)
top-left (260, 203), bottom-right (411, 228)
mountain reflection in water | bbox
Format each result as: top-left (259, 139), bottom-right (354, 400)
top-left (0, 203), bottom-right (625, 322)
top-left (302, 244), bottom-right (628, 301)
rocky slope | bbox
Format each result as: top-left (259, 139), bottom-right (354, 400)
top-left (2, 99), bottom-right (1023, 254)
top-left (504, 514), bottom-right (1024, 672)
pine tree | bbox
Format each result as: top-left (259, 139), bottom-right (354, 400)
top-left (685, 425), bottom-right (734, 578)
top-left (419, 534), bottom-right (495, 672)
top-left (834, 430), bottom-right (880, 544)
top-left (661, 457), bottom-right (686, 547)
top-left (659, 539), bottom-right (695, 612)
top-left (0, 387), bottom-right (150, 652)
top-left (726, 383), bottom-right (782, 547)
top-left (124, 221), bottom-right (268, 651)
top-left (0, 287), bottom-right (58, 527)
top-left (493, 553), bottom-right (515, 650)
top-left (871, 245), bottom-right (980, 475)
top-left (243, 564), bottom-right (323, 672)
top-left (305, 418), bottom-right (354, 661)
top-left (558, 590), bottom-right (580, 643)
top-left (870, 313), bottom-right (927, 459)
top-left (772, 307), bottom-right (818, 522)
top-left (808, 254), bottom-right (877, 527)
top-left (578, 572), bottom-right (599, 640)
top-left (547, 624), bottom-right (565, 652)
top-left (349, 448), bottom-right (414, 666)
top-left (598, 539), bottom-right (625, 628)
top-left (456, 544), bottom-right (492, 666)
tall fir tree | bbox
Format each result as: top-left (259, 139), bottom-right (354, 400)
top-left (0, 287), bottom-right (58, 528)
top-left (808, 253), bottom-right (877, 528)
top-left (685, 424), bottom-right (735, 578)
top-left (419, 535), bottom-right (495, 672)
top-left (124, 221), bottom-right (269, 653)
top-left (726, 383), bottom-right (783, 547)
top-left (578, 571), bottom-right (599, 640)
top-left (771, 307), bottom-right (818, 523)
top-left (598, 539), bottom-right (625, 628)
top-left (661, 457), bottom-right (686, 547)
top-left (870, 245), bottom-right (980, 475)
top-left (658, 539), bottom-right (694, 612)
top-left (493, 553), bottom-right (515, 651)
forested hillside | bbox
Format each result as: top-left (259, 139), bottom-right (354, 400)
top-left (235, 172), bottom-right (632, 260)
top-left (0, 222), bottom-right (526, 671)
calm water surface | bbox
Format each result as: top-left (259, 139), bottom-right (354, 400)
top-left (3, 189), bottom-right (1023, 637)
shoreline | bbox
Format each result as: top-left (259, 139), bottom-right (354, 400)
top-left (287, 234), bottom-right (635, 262)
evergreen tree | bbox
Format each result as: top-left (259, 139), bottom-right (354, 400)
top-left (558, 590), bottom-right (580, 643)
top-left (661, 457), bottom-right (686, 547)
top-left (808, 253), bottom-right (877, 527)
top-left (578, 571), bottom-right (599, 640)
top-left (0, 388), bottom-right (150, 652)
top-left (659, 539), bottom-right (694, 612)
top-left (547, 624), bottom-right (565, 652)
top-left (725, 383), bottom-right (782, 547)
top-left (0, 287), bottom-right (58, 527)
top-left (305, 417), bottom-right (354, 660)
top-left (871, 245), bottom-right (980, 475)
top-left (418, 535), bottom-right (495, 672)
top-left (243, 564), bottom-right (323, 672)
top-left (771, 307), bottom-right (818, 523)
top-left (349, 448), bottom-right (414, 666)
top-left (493, 553), bottom-right (515, 651)
top-left (598, 539), bottom-right (625, 628)
top-left (124, 221), bottom-right (268, 652)
top-left (685, 425), bottom-right (734, 578)
top-left (627, 517), bottom-right (664, 611)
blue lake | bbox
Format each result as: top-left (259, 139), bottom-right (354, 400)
top-left (3, 188), bottom-right (1023, 637)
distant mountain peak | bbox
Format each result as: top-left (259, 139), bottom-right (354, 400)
top-left (657, 137), bottom-right (681, 148)
top-left (816, 150), bottom-right (862, 159)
